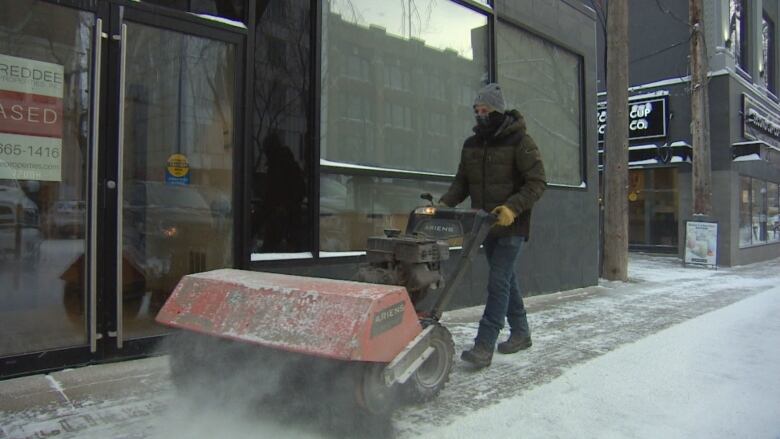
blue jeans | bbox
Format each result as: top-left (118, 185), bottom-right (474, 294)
top-left (475, 235), bottom-right (530, 348)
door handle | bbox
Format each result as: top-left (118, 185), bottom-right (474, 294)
top-left (89, 18), bottom-right (103, 354)
top-left (115, 22), bottom-right (127, 349)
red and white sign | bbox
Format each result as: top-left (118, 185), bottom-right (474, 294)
top-left (0, 53), bottom-right (64, 181)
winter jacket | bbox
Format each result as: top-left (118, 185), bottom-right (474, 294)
top-left (440, 110), bottom-right (547, 239)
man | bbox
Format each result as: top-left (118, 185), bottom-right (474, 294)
top-left (439, 83), bottom-right (547, 368)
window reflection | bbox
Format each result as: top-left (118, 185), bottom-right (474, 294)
top-left (251, 0), bottom-right (312, 254)
top-left (739, 176), bottom-right (752, 246)
top-left (627, 169), bottom-right (679, 247)
top-left (769, 182), bottom-right (780, 242)
top-left (497, 22), bottom-right (583, 186)
top-left (729, 0), bottom-right (748, 71)
top-left (321, 0), bottom-right (489, 175)
top-left (752, 178), bottom-right (767, 243)
top-left (0, 1), bottom-right (93, 356)
top-left (762, 14), bottom-right (775, 92)
top-left (320, 173), bottom-right (452, 252)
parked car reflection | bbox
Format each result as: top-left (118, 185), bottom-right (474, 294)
top-left (0, 178), bottom-right (41, 261)
top-left (62, 180), bottom-right (231, 325)
top-left (49, 199), bottom-right (86, 239)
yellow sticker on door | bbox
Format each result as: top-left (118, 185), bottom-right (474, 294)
top-left (165, 153), bottom-right (190, 185)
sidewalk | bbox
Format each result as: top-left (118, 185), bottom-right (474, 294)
top-left (1, 253), bottom-right (778, 439)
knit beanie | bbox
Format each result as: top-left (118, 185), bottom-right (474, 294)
top-left (473, 83), bottom-right (505, 113)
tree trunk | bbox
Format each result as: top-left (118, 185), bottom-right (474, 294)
top-left (602, 0), bottom-right (629, 281)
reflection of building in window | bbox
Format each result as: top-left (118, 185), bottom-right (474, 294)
top-left (729, 0), bottom-right (748, 71)
top-left (251, 0), bottom-right (313, 253)
top-left (322, 10), bottom-right (487, 175)
top-left (497, 21), bottom-right (583, 186)
top-left (762, 13), bottom-right (775, 92)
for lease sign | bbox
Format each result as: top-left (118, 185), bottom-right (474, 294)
top-left (0, 53), bottom-right (64, 181)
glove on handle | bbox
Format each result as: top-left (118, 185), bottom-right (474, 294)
top-left (491, 205), bottom-right (517, 226)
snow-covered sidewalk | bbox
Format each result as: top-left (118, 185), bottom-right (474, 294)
top-left (434, 286), bottom-right (780, 439)
top-left (1, 254), bottom-right (779, 439)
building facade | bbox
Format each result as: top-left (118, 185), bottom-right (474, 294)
top-left (596, 0), bottom-right (780, 264)
top-left (0, 0), bottom-right (598, 378)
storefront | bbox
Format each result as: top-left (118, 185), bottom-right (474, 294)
top-left (598, 91), bottom-right (690, 253)
top-left (599, 71), bottom-right (780, 265)
top-left (0, 0), bottom-right (599, 378)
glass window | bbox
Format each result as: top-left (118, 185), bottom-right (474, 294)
top-left (729, 0), bottom-right (748, 71)
top-left (739, 176), bottom-right (752, 247)
top-left (320, 173), bottom-right (452, 252)
top-left (0, 1), bottom-right (93, 356)
top-left (251, 0), bottom-right (312, 254)
top-left (321, 0), bottom-right (489, 175)
top-left (627, 169), bottom-right (678, 247)
top-left (762, 14), bottom-right (775, 92)
top-left (752, 178), bottom-right (768, 243)
top-left (768, 182), bottom-right (779, 242)
top-left (497, 21), bottom-right (583, 186)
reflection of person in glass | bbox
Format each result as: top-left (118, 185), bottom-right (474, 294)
top-left (439, 83), bottom-right (547, 368)
top-left (257, 132), bottom-right (306, 252)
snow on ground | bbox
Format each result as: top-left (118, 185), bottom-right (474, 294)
top-left (432, 287), bottom-right (780, 439)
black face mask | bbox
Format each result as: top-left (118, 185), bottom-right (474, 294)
top-left (474, 111), bottom-right (506, 136)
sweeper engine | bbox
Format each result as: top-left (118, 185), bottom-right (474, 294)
top-left (156, 198), bottom-right (494, 415)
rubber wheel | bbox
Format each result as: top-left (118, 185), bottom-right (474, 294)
top-left (403, 324), bottom-right (455, 403)
top-left (354, 362), bottom-right (399, 415)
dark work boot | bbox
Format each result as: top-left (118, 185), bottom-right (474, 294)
top-left (497, 334), bottom-right (532, 354)
top-left (460, 343), bottom-right (493, 368)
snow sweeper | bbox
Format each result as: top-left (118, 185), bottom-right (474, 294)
top-left (155, 194), bottom-right (496, 414)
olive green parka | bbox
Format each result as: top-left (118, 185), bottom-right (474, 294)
top-left (440, 110), bottom-right (547, 239)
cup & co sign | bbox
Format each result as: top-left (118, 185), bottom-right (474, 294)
top-left (598, 95), bottom-right (669, 143)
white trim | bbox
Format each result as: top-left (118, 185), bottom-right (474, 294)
top-left (669, 141), bottom-right (692, 147)
top-left (732, 140), bottom-right (772, 146)
top-left (189, 13), bottom-right (247, 28)
top-left (629, 144), bottom-right (659, 151)
top-left (733, 154), bottom-right (763, 162)
top-left (251, 252), bottom-right (313, 261)
top-left (318, 251), bottom-right (366, 258)
top-left (320, 159), bottom-right (455, 178)
top-left (629, 158), bottom-right (660, 165)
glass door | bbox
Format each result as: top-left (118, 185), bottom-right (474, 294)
top-left (0, 0), bottom-right (97, 364)
top-left (0, 0), bottom-right (242, 376)
top-left (107, 5), bottom-right (239, 347)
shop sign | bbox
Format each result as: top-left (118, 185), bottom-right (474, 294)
top-left (742, 94), bottom-right (780, 148)
top-left (0, 53), bottom-right (64, 181)
top-left (683, 220), bottom-right (718, 269)
top-left (597, 96), bottom-right (668, 143)
top-left (165, 153), bottom-right (190, 185)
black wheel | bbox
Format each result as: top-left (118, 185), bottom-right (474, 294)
top-left (354, 362), bottom-right (400, 415)
top-left (403, 324), bottom-right (455, 403)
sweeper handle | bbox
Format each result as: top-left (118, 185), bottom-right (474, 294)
top-left (428, 208), bottom-right (496, 320)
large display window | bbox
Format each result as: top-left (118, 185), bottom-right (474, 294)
top-left (319, 0), bottom-right (489, 253)
top-left (496, 21), bottom-right (584, 187)
top-left (740, 176), bottom-right (779, 247)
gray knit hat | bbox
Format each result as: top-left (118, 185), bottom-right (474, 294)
top-left (474, 83), bottom-right (505, 112)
